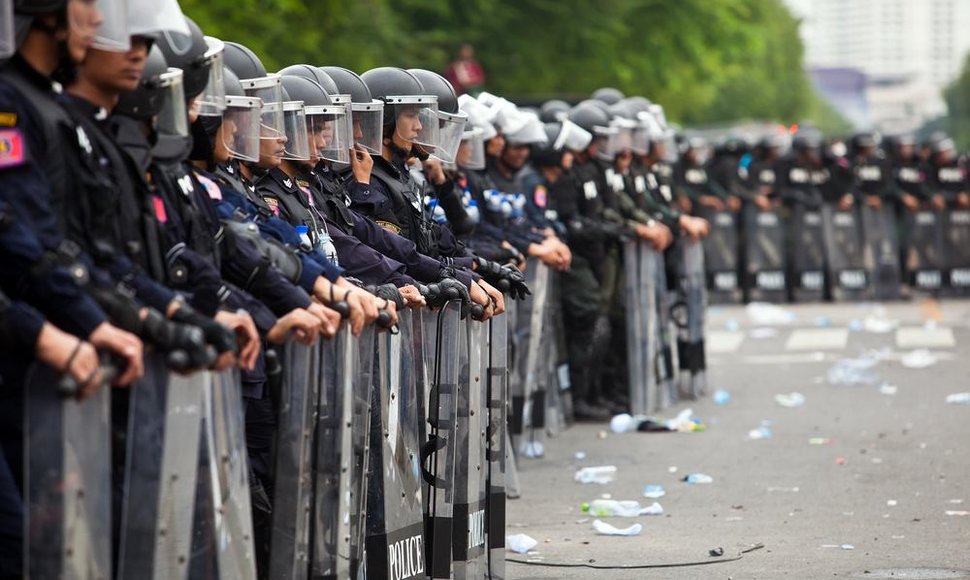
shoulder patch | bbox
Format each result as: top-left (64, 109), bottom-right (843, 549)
top-left (195, 173), bottom-right (223, 201)
top-left (263, 196), bottom-right (280, 216)
top-left (375, 220), bottom-right (402, 235)
top-left (0, 113), bottom-right (17, 127)
top-left (0, 129), bottom-right (26, 169)
top-left (533, 185), bottom-right (548, 208)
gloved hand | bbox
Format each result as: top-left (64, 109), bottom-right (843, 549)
top-left (366, 283), bottom-right (405, 311)
top-left (171, 305), bottom-right (238, 356)
top-left (419, 277), bottom-right (471, 312)
top-left (500, 264), bottom-right (531, 300)
top-left (140, 308), bottom-right (213, 371)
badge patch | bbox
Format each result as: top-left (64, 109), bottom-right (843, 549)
top-left (0, 113), bottom-right (17, 127)
top-left (263, 196), bottom-right (280, 216)
top-left (195, 173), bottom-right (223, 200)
top-left (533, 185), bottom-right (548, 208)
top-left (0, 129), bottom-right (26, 168)
top-left (152, 195), bottom-right (168, 223)
top-left (375, 220), bottom-right (402, 235)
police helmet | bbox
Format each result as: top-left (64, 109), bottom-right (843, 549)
top-left (407, 69), bottom-right (459, 114)
top-left (223, 41), bottom-right (266, 80)
top-left (280, 75), bottom-right (331, 107)
top-left (567, 102), bottom-right (611, 134)
top-left (592, 87), bottom-right (625, 106)
top-left (792, 129), bottom-right (824, 153)
top-left (115, 45), bottom-right (169, 120)
top-left (280, 65), bottom-right (340, 96)
top-left (319, 66), bottom-right (371, 103)
top-left (222, 66), bottom-right (244, 97)
top-left (156, 18), bottom-right (212, 98)
top-left (539, 99), bottom-right (570, 123)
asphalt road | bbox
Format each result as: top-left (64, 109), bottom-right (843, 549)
top-left (506, 299), bottom-right (970, 579)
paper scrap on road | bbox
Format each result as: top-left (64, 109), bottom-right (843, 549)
top-left (775, 392), bottom-right (806, 407)
top-left (506, 533), bottom-right (538, 554)
top-left (642, 485), bottom-right (666, 498)
top-left (901, 349), bottom-right (937, 369)
top-left (592, 519), bottom-right (642, 536)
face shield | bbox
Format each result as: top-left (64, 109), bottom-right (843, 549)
top-left (92, 0), bottom-right (129, 51)
top-left (554, 119), bottom-right (593, 153)
top-left (127, 0), bottom-right (189, 38)
top-left (351, 100), bottom-right (384, 155)
top-left (156, 68), bottom-right (189, 138)
top-left (631, 122), bottom-right (650, 155)
top-left (458, 127), bottom-right (486, 171)
top-left (593, 125), bottom-right (620, 161)
top-left (431, 110), bottom-right (467, 164)
top-left (222, 95), bottom-right (261, 162)
top-left (194, 37), bottom-right (226, 117)
top-left (306, 104), bottom-right (350, 164)
top-left (611, 118), bottom-right (637, 154)
top-left (505, 114), bottom-right (547, 147)
top-left (0, 0), bottom-right (13, 59)
top-left (281, 101), bottom-right (310, 161)
top-left (243, 75), bottom-right (286, 141)
top-left (387, 95), bottom-right (439, 151)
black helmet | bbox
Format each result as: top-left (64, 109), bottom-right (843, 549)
top-left (116, 45), bottom-right (170, 120)
top-left (929, 134), bottom-right (955, 154)
top-left (361, 67), bottom-right (426, 104)
top-left (156, 17), bottom-right (211, 98)
top-left (319, 66), bottom-right (371, 103)
top-left (223, 41), bottom-right (266, 80)
top-left (621, 96), bottom-right (652, 113)
top-left (279, 65), bottom-right (340, 96)
top-left (407, 69), bottom-right (458, 114)
top-left (567, 102), bottom-right (611, 134)
top-left (531, 122), bottom-right (566, 168)
top-left (280, 75), bottom-right (331, 107)
top-left (592, 87), bottom-right (625, 106)
top-left (792, 129), bottom-right (824, 153)
top-left (539, 99), bottom-right (570, 123)
top-left (849, 131), bottom-right (880, 154)
top-left (607, 101), bottom-right (636, 121)
top-left (223, 66), bottom-right (244, 97)
top-left (14, 0), bottom-right (65, 14)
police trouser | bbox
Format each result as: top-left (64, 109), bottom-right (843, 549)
top-left (558, 254), bottom-right (603, 402)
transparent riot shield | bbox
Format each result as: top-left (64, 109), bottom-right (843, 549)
top-left (742, 205), bottom-right (788, 303)
top-left (789, 205), bottom-right (827, 302)
top-left (453, 320), bottom-right (488, 579)
top-left (269, 342), bottom-right (320, 579)
top-left (418, 303), bottom-right (461, 580)
top-left (117, 356), bottom-right (209, 580)
top-left (485, 314), bottom-right (509, 580)
top-left (861, 204), bottom-right (902, 300)
top-left (823, 205), bottom-right (869, 301)
top-left (542, 270), bottom-right (566, 437)
top-left (697, 207), bottom-right (742, 304)
top-left (204, 369), bottom-right (258, 580)
top-left (654, 251), bottom-right (677, 409)
top-left (311, 325), bottom-right (373, 580)
top-left (517, 261), bottom-right (550, 459)
top-left (24, 362), bottom-right (112, 580)
top-left (672, 238), bottom-right (708, 400)
top-left (904, 207), bottom-right (945, 293)
top-left (637, 243), bottom-right (660, 414)
top-left (623, 240), bottom-right (648, 415)
top-left (943, 208), bottom-right (970, 295)
top-left (366, 310), bottom-right (427, 580)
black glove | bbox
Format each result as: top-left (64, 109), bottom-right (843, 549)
top-left (500, 264), bottom-right (531, 301)
top-left (366, 283), bottom-right (405, 311)
top-left (140, 308), bottom-right (213, 371)
top-left (171, 305), bottom-right (238, 356)
top-left (421, 277), bottom-right (471, 316)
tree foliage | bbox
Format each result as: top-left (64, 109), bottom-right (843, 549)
top-left (942, 53), bottom-right (970, 150)
top-left (181, 0), bottom-right (827, 127)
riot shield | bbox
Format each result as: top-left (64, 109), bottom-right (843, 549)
top-left (904, 207), bottom-right (945, 293)
top-left (943, 208), bottom-right (970, 295)
top-left (623, 240), bottom-right (655, 415)
top-left (366, 310), bottom-right (427, 580)
top-left (418, 303), bottom-right (461, 580)
top-left (697, 207), bottom-right (742, 304)
top-left (654, 251), bottom-right (677, 409)
top-left (789, 205), bottom-right (827, 302)
top-left (672, 238), bottom-right (708, 400)
top-left (485, 314), bottom-right (509, 580)
top-left (453, 320), bottom-right (488, 579)
top-left (515, 261), bottom-right (550, 458)
top-left (24, 362), bottom-right (112, 580)
top-left (822, 205), bottom-right (869, 301)
top-left (269, 342), bottom-right (320, 579)
top-left (311, 325), bottom-right (373, 580)
top-left (742, 205), bottom-right (787, 303)
top-left (541, 269), bottom-right (566, 437)
top-left (861, 204), bottom-right (903, 300)
top-left (204, 369), bottom-right (258, 580)
top-left (117, 356), bottom-right (209, 580)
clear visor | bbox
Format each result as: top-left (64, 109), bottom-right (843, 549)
top-left (127, 0), bottom-right (189, 38)
top-left (156, 68), bottom-right (189, 138)
top-left (505, 114), bottom-right (547, 147)
top-left (281, 102), bottom-right (310, 161)
top-left (92, 0), bottom-right (129, 51)
top-left (593, 125), bottom-right (620, 161)
top-left (631, 125), bottom-right (650, 155)
top-left (222, 96), bottom-right (261, 163)
top-left (458, 127), bottom-right (486, 171)
top-left (307, 106), bottom-right (350, 164)
top-left (351, 100), bottom-right (384, 155)
top-left (554, 119), bottom-right (593, 152)
top-left (431, 110), bottom-right (467, 164)
top-left (387, 96), bottom-right (439, 151)
top-left (244, 75), bottom-right (286, 139)
top-left (196, 37), bottom-right (226, 117)
top-left (611, 120), bottom-right (636, 153)
top-left (0, 0), bottom-right (14, 59)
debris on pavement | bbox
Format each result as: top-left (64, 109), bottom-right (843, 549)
top-left (683, 473), bottom-right (714, 484)
top-left (709, 547), bottom-right (725, 557)
top-left (592, 519), bottom-right (642, 536)
top-left (808, 437), bottom-right (832, 445)
top-left (506, 533), bottom-right (538, 554)
top-left (574, 451), bottom-right (587, 460)
top-left (609, 409), bottom-right (706, 433)
top-left (901, 349), bottom-right (938, 369)
top-left (520, 441), bottom-right (545, 458)
top-left (945, 510), bottom-right (970, 516)
top-left (642, 485), bottom-right (666, 498)
top-left (835, 456), bottom-right (847, 465)
top-left (821, 544), bottom-right (855, 550)
top-left (713, 389), bottom-right (731, 405)
top-left (879, 383), bottom-right (898, 396)
top-left (747, 424), bottom-right (773, 440)
top-left (767, 486), bottom-right (800, 492)
top-left (827, 356), bottom-right (881, 386)
top-left (945, 392), bottom-right (970, 405)
top-left (749, 327), bottom-right (779, 339)
top-left (574, 466), bottom-right (617, 485)
top-left (862, 307), bottom-right (898, 333)
top-left (582, 499), bottom-right (644, 517)
top-left (747, 302), bottom-right (796, 325)
top-left (775, 392), bottom-right (806, 407)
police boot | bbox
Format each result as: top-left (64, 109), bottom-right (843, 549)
top-left (572, 400), bottom-right (611, 422)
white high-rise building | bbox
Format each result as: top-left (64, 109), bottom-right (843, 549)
top-left (784, 0), bottom-right (970, 131)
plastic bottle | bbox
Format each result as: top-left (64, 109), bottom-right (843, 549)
top-left (683, 473), bottom-right (714, 484)
top-left (295, 225), bottom-right (312, 251)
top-left (466, 200), bottom-right (481, 224)
top-left (713, 390), bottom-right (731, 406)
top-left (582, 499), bottom-right (642, 517)
top-left (574, 465), bottom-right (618, 484)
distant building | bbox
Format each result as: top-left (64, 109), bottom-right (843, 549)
top-left (785, 0), bottom-right (970, 132)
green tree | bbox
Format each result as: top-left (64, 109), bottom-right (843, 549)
top-left (942, 53), bottom-right (970, 150)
